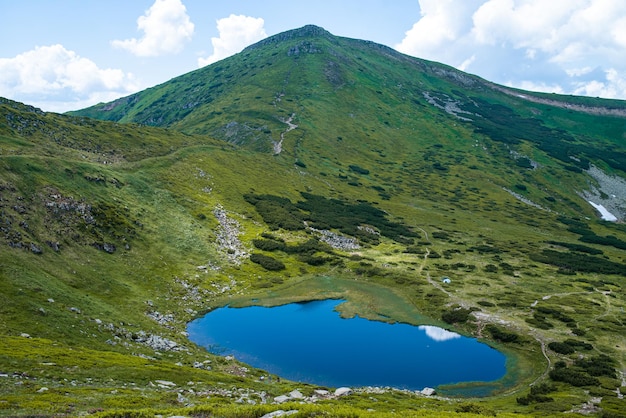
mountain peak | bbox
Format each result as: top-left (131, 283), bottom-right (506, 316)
top-left (243, 25), bottom-right (334, 52)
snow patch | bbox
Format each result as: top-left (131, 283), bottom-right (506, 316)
top-left (587, 201), bottom-right (618, 222)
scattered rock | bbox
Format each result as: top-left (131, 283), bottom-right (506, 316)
top-left (214, 205), bottom-right (247, 263)
top-left (420, 387), bottom-right (436, 396)
top-left (314, 389), bottom-right (330, 397)
top-left (20, 333), bottom-right (30, 338)
top-left (273, 395), bottom-right (291, 403)
top-left (36, 387), bottom-right (48, 393)
top-left (288, 389), bottom-right (304, 399)
top-left (334, 387), bottom-right (352, 397)
top-left (261, 410), bottom-right (299, 418)
top-left (155, 380), bottom-right (176, 388)
top-left (30, 243), bottom-right (42, 254)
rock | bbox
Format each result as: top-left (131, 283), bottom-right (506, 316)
top-left (47, 298), bottom-right (55, 303)
top-left (103, 243), bottom-right (116, 253)
top-left (155, 380), bottom-right (176, 388)
top-left (273, 395), bottom-right (291, 403)
top-left (314, 389), bottom-right (330, 397)
top-left (36, 387), bottom-right (49, 393)
top-left (30, 243), bottom-right (42, 254)
top-left (334, 387), bottom-right (352, 397)
top-left (20, 333), bottom-right (31, 338)
top-left (420, 387), bottom-right (436, 396)
top-left (144, 335), bottom-right (178, 351)
top-left (288, 389), bottom-right (304, 399)
top-left (261, 410), bottom-right (299, 418)
top-left (46, 241), bottom-right (60, 252)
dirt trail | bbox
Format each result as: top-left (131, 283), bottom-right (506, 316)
top-left (273, 113), bottom-right (297, 155)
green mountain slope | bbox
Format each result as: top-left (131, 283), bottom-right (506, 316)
top-left (0, 25), bottom-right (625, 417)
top-left (73, 25), bottom-right (626, 223)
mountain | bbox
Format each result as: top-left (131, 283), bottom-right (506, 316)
top-left (2, 25), bottom-right (626, 417)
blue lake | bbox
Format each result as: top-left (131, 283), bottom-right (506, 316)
top-left (187, 299), bottom-right (506, 391)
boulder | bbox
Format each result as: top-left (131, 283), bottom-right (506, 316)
top-left (261, 410), bottom-right (299, 418)
top-left (334, 387), bottom-right (352, 397)
top-left (420, 387), bottom-right (436, 396)
top-left (155, 380), bottom-right (176, 388)
top-left (273, 395), bottom-right (291, 403)
top-left (288, 389), bottom-right (304, 399)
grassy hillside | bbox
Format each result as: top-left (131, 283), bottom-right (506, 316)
top-left (1, 25), bottom-right (625, 417)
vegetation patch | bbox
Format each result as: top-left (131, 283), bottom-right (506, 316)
top-left (530, 249), bottom-right (626, 275)
top-left (245, 192), bottom-right (417, 244)
top-left (249, 253), bottom-right (286, 271)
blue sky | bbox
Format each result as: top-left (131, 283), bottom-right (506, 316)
top-left (1, 0), bottom-right (625, 112)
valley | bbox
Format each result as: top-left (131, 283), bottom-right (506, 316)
top-left (1, 25), bottom-right (626, 417)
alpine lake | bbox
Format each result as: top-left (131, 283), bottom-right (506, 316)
top-left (187, 277), bottom-right (511, 397)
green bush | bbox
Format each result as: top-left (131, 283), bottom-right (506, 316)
top-left (549, 366), bottom-right (600, 387)
top-left (441, 308), bottom-right (471, 324)
top-left (548, 341), bottom-right (575, 355)
top-left (485, 324), bottom-right (520, 343)
top-left (253, 238), bottom-right (287, 252)
top-left (249, 253), bottom-right (285, 271)
top-left (348, 164), bottom-right (370, 175)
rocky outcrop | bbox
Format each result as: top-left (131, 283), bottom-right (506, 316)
top-left (214, 205), bottom-right (248, 263)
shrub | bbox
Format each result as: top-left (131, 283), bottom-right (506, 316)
top-left (484, 264), bottom-right (498, 273)
top-left (253, 239), bottom-right (286, 252)
top-left (249, 253), bottom-right (285, 271)
top-left (485, 324), bottom-right (520, 343)
top-left (575, 355), bottom-right (617, 378)
top-left (548, 341), bottom-right (575, 355)
top-left (441, 308), bottom-right (471, 324)
top-left (348, 164), bottom-right (370, 175)
top-left (549, 367), bottom-right (600, 387)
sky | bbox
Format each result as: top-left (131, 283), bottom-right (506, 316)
top-left (1, 0), bottom-right (626, 113)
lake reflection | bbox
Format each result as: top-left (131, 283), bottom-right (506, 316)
top-left (418, 325), bottom-right (461, 342)
top-left (187, 299), bottom-right (505, 390)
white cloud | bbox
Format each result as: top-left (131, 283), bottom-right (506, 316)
top-left (505, 80), bottom-right (566, 95)
top-left (0, 44), bottom-right (139, 112)
top-left (419, 325), bottom-right (461, 342)
top-left (112, 0), bottom-right (194, 57)
top-left (396, 0), bottom-right (482, 62)
top-left (198, 15), bottom-right (267, 67)
top-left (572, 68), bottom-right (626, 99)
top-left (458, 55), bottom-right (476, 72)
top-left (396, 0), bottom-right (626, 99)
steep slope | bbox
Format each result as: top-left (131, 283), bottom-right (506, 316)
top-left (1, 26), bottom-right (625, 417)
top-left (73, 25), bottom-right (626, 224)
